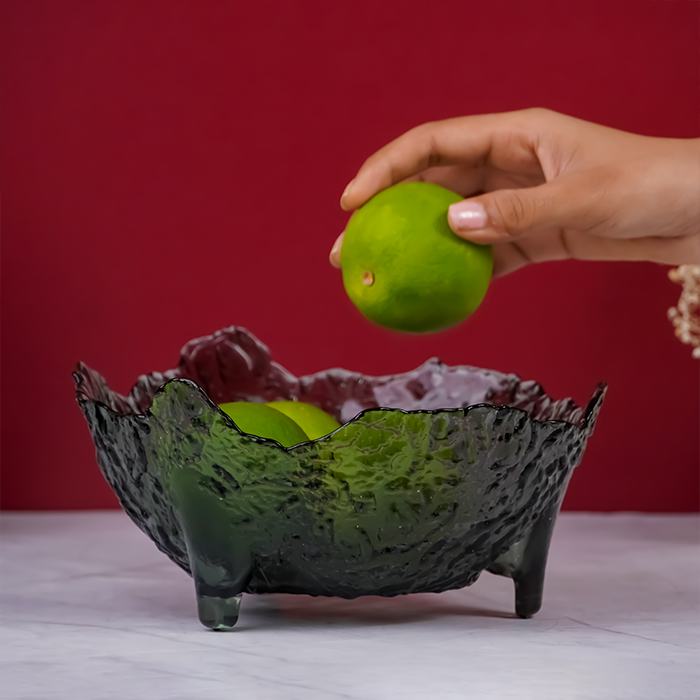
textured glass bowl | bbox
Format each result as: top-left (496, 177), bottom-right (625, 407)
top-left (75, 327), bottom-right (606, 630)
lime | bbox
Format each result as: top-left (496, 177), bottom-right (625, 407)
top-left (218, 402), bottom-right (309, 447)
top-left (341, 182), bottom-right (493, 333)
top-left (266, 401), bottom-right (341, 440)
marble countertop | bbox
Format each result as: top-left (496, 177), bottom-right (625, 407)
top-left (1, 511), bottom-right (698, 700)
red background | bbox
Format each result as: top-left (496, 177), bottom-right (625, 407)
top-left (1, 0), bottom-right (698, 512)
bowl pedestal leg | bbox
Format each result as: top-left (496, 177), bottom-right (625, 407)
top-left (182, 528), bottom-right (252, 631)
top-left (171, 469), bottom-right (252, 630)
top-left (486, 498), bottom-right (562, 618)
top-left (193, 583), bottom-right (245, 631)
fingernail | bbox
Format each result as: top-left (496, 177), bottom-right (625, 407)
top-left (329, 232), bottom-right (344, 268)
top-left (341, 179), bottom-right (355, 204)
top-left (448, 201), bottom-right (487, 230)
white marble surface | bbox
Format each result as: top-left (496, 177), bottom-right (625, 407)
top-left (1, 512), bottom-right (698, 700)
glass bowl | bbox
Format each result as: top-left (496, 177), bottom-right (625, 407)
top-left (74, 326), bottom-right (606, 630)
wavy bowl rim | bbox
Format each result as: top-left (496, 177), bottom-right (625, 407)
top-left (75, 371), bottom-right (607, 454)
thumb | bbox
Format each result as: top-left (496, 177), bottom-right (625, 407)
top-left (448, 175), bottom-right (599, 243)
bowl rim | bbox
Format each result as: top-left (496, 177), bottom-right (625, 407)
top-left (75, 371), bottom-right (607, 453)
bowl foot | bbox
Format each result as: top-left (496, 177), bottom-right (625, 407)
top-left (487, 499), bottom-right (561, 618)
top-left (513, 569), bottom-right (545, 619)
top-left (170, 469), bottom-right (252, 630)
top-left (197, 593), bottom-right (243, 630)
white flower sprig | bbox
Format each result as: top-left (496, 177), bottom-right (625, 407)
top-left (668, 265), bottom-right (700, 359)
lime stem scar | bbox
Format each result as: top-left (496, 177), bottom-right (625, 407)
top-left (363, 270), bottom-right (375, 286)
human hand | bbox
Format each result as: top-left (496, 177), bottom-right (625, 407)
top-left (329, 109), bottom-right (700, 277)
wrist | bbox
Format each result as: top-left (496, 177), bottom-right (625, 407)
top-left (660, 137), bottom-right (700, 239)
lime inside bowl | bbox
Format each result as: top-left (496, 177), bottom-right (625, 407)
top-left (74, 326), bottom-right (605, 630)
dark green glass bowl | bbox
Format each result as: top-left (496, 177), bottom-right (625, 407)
top-left (74, 327), bottom-right (606, 630)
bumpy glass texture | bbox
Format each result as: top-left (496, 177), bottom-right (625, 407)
top-left (75, 326), bottom-right (606, 629)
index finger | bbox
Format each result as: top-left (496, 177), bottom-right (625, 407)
top-left (340, 111), bottom-right (529, 211)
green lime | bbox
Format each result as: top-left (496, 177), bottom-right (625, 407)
top-left (341, 182), bottom-right (493, 333)
top-left (266, 401), bottom-right (341, 440)
top-left (218, 402), bottom-right (309, 447)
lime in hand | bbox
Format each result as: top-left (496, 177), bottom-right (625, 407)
top-left (266, 401), bottom-right (341, 440)
top-left (218, 402), bottom-right (309, 447)
top-left (341, 182), bottom-right (493, 333)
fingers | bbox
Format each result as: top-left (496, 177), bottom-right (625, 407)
top-left (448, 171), bottom-right (610, 244)
top-left (331, 170), bottom-right (595, 272)
top-left (329, 232), bottom-right (343, 269)
top-left (340, 111), bottom-right (537, 211)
